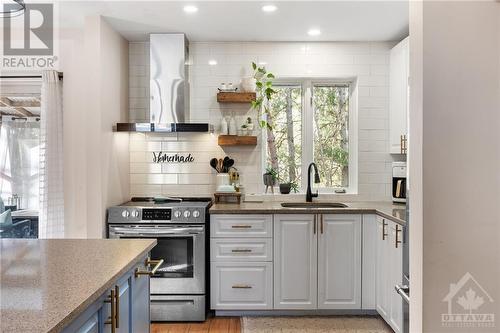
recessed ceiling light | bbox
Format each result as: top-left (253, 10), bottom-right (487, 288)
top-left (262, 5), bottom-right (277, 13)
top-left (183, 5), bottom-right (198, 13)
top-left (307, 28), bottom-right (321, 37)
top-left (208, 59), bottom-right (218, 66)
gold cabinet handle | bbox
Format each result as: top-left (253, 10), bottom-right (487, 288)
top-left (135, 258), bottom-right (164, 278)
top-left (400, 134), bottom-right (408, 154)
top-left (320, 215), bottom-right (324, 234)
top-left (395, 225), bottom-right (402, 248)
top-left (115, 286), bottom-right (119, 328)
top-left (232, 284), bottom-right (252, 289)
top-left (231, 225), bottom-right (252, 229)
top-left (104, 288), bottom-right (117, 333)
top-left (313, 215), bottom-right (316, 234)
top-left (382, 220), bottom-right (388, 240)
top-left (231, 249), bottom-right (252, 253)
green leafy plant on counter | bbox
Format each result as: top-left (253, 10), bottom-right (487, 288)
top-left (250, 62), bottom-right (276, 130)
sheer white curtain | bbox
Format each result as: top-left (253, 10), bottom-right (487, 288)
top-left (39, 70), bottom-right (64, 238)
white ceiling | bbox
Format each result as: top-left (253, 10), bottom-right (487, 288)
top-left (59, 1), bottom-right (409, 42)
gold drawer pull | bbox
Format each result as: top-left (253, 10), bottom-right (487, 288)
top-left (231, 225), bottom-right (252, 229)
top-left (231, 249), bottom-right (252, 253)
top-left (135, 258), bottom-right (164, 278)
top-left (232, 284), bottom-right (252, 289)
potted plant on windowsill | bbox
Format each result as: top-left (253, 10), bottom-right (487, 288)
top-left (263, 167), bottom-right (278, 193)
top-left (279, 181), bottom-right (299, 194)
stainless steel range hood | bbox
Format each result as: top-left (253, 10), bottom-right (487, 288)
top-left (116, 34), bottom-right (212, 133)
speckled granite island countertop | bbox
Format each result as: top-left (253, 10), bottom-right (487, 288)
top-left (210, 201), bottom-right (406, 225)
top-left (0, 239), bottom-right (156, 333)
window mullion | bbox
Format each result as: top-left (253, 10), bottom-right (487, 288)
top-left (301, 80), bottom-right (314, 191)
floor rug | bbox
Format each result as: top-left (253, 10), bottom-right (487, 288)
top-left (242, 316), bottom-right (393, 333)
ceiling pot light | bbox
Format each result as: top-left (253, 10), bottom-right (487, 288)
top-left (307, 28), bottom-right (321, 37)
top-left (262, 5), bottom-right (277, 13)
top-left (183, 5), bottom-right (198, 13)
top-left (208, 59), bottom-right (217, 66)
top-left (0, 0), bottom-right (26, 18)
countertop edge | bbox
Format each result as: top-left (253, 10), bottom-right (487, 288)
top-left (209, 207), bottom-right (406, 226)
top-left (51, 239), bottom-right (156, 333)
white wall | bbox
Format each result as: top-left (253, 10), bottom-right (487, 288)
top-left (129, 41), bottom-right (399, 200)
top-left (60, 16), bottom-right (129, 238)
top-left (411, 1), bottom-right (500, 332)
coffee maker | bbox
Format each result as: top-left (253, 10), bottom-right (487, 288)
top-left (392, 162), bottom-right (407, 203)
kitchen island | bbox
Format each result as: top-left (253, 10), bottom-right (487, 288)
top-left (0, 239), bottom-right (156, 333)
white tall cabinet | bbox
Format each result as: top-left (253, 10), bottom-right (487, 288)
top-left (274, 214), bottom-right (317, 309)
top-left (390, 36), bottom-right (410, 154)
top-left (375, 216), bottom-right (403, 333)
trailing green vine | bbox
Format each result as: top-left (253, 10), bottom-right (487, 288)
top-left (250, 62), bottom-right (276, 129)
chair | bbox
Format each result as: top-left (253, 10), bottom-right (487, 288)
top-left (0, 209), bottom-right (32, 238)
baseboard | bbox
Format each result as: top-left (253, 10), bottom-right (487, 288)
top-left (215, 309), bottom-right (379, 317)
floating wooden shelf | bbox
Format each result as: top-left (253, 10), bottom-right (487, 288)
top-left (218, 135), bottom-right (257, 146)
top-left (217, 92), bottom-right (256, 103)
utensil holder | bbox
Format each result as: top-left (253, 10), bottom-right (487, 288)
top-left (216, 173), bottom-right (230, 188)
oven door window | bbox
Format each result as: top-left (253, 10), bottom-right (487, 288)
top-left (150, 237), bottom-right (194, 278)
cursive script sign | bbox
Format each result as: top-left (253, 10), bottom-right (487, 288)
top-left (152, 152), bottom-right (195, 163)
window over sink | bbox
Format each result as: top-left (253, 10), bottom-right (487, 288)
top-left (265, 80), bottom-right (357, 193)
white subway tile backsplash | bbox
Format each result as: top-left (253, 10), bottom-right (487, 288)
top-left (128, 41), bottom-right (394, 199)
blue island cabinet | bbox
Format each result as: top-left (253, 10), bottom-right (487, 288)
top-left (62, 257), bottom-right (150, 333)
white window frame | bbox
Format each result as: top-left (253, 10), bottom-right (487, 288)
top-left (262, 78), bottom-right (358, 194)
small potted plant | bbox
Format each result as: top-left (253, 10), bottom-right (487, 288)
top-left (263, 167), bottom-right (278, 193)
top-left (279, 181), bottom-right (299, 194)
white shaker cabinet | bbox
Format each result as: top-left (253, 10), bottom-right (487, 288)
top-left (390, 36), bottom-right (410, 154)
top-left (388, 222), bottom-right (404, 333)
top-left (274, 214), bottom-right (317, 309)
top-left (376, 217), bottom-right (391, 318)
top-left (375, 216), bottom-right (403, 333)
top-left (318, 214), bottom-right (361, 309)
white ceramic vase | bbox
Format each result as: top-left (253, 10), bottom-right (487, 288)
top-left (240, 77), bottom-right (257, 92)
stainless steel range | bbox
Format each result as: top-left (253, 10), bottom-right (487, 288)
top-left (107, 197), bottom-right (212, 322)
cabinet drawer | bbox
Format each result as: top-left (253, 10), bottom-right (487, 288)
top-left (210, 262), bottom-right (273, 310)
top-left (210, 238), bottom-right (272, 262)
top-left (211, 215), bottom-right (272, 238)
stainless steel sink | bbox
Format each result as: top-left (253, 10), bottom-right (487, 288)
top-left (280, 202), bottom-right (348, 208)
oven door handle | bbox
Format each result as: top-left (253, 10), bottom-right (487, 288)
top-left (111, 227), bottom-right (204, 236)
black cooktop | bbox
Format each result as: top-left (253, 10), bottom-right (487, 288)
top-left (130, 196), bottom-right (212, 203)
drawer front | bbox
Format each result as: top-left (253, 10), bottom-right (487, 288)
top-left (211, 238), bottom-right (272, 262)
top-left (211, 262), bottom-right (273, 310)
top-left (211, 215), bottom-right (272, 238)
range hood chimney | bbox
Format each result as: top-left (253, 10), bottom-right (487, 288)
top-left (116, 34), bottom-right (212, 133)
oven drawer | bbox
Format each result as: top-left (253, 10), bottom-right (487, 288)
top-left (211, 215), bottom-right (272, 238)
top-left (210, 238), bottom-right (272, 262)
top-left (210, 262), bottom-right (273, 310)
top-left (151, 295), bottom-right (205, 322)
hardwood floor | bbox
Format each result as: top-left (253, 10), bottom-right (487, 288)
top-left (151, 317), bottom-right (241, 333)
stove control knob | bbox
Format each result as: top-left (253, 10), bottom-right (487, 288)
top-left (192, 210), bottom-right (200, 218)
top-left (183, 210), bottom-right (191, 218)
top-left (121, 210), bottom-right (130, 218)
top-left (174, 210), bottom-right (182, 218)
top-left (131, 210), bottom-right (139, 218)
